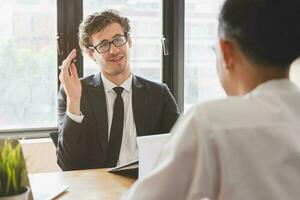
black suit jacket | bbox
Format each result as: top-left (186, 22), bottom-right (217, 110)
top-left (57, 73), bottom-right (180, 171)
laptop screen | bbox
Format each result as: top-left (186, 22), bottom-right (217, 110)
top-left (137, 133), bottom-right (170, 178)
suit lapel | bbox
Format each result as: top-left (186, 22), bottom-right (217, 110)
top-left (132, 76), bottom-right (148, 136)
top-left (87, 73), bottom-right (109, 152)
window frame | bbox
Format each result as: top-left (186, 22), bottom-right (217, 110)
top-left (162, 0), bottom-right (185, 112)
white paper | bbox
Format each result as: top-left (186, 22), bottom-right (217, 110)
top-left (32, 185), bottom-right (68, 200)
top-left (137, 133), bottom-right (170, 178)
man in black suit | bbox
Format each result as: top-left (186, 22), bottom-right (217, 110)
top-left (57, 10), bottom-right (180, 171)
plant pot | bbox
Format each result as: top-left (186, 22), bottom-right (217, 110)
top-left (0, 187), bottom-right (30, 200)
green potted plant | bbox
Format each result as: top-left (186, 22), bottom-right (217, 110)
top-left (0, 140), bottom-right (30, 200)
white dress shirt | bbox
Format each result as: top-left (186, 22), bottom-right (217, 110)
top-left (67, 73), bottom-right (138, 166)
top-left (124, 79), bottom-right (300, 200)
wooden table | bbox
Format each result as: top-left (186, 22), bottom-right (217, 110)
top-left (29, 169), bottom-right (136, 200)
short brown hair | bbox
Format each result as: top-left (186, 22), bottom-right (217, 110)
top-left (78, 9), bottom-right (131, 52)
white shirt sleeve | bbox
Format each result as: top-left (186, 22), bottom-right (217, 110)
top-left (123, 105), bottom-right (215, 200)
top-left (66, 111), bottom-right (84, 123)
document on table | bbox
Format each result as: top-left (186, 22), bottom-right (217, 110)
top-left (32, 185), bottom-right (69, 200)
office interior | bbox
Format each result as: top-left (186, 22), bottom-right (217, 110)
top-left (0, 0), bottom-right (300, 199)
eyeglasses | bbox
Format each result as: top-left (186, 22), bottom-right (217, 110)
top-left (89, 34), bottom-right (128, 54)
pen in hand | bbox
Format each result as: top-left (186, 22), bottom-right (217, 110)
top-left (58, 59), bottom-right (77, 70)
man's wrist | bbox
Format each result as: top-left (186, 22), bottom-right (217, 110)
top-left (67, 98), bottom-right (81, 115)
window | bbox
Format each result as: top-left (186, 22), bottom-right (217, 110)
top-left (184, 0), bottom-right (225, 111)
top-left (83, 0), bottom-right (163, 83)
top-left (0, 0), bottom-right (165, 134)
top-left (0, 0), bottom-right (57, 130)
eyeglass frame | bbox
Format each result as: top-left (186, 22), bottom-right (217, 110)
top-left (88, 33), bottom-right (129, 54)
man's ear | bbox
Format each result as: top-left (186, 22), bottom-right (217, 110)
top-left (219, 39), bottom-right (235, 70)
top-left (86, 48), bottom-right (96, 61)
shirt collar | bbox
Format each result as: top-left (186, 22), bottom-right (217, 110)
top-left (101, 73), bottom-right (132, 93)
top-left (249, 79), bottom-right (299, 96)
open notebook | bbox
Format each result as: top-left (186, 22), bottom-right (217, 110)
top-left (107, 159), bottom-right (139, 172)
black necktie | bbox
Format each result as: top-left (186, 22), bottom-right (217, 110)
top-left (106, 87), bottom-right (124, 167)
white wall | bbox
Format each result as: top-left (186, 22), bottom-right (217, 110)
top-left (20, 138), bottom-right (61, 174)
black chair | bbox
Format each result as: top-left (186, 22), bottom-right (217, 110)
top-left (49, 131), bottom-right (58, 147)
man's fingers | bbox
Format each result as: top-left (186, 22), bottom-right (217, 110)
top-left (59, 64), bottom-right (71, 82)
top-left (60, 49), bottom-right (77, 71)
top-left (58, 49), bottom-right (79, 94)
top-left (59, 70), bottom-right (67, 84)
top-left (61, 64), bottom-right (71, 78)
top-left (70, 63), bottom-right (79, 79)
top-left (65, 49), bottom-right (77, 65)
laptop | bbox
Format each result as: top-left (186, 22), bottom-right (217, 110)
top-left (136, 133), bottom-right (170, 178)
top-left (107, 133), bottom-right (170, 179)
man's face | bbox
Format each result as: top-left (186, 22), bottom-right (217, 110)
top-left (89, 23), bottom-right (132, 77)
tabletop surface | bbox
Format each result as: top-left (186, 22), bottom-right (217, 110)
top-left (29, 168), bottom-right (136, 200)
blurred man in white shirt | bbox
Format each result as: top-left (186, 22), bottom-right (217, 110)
top-left (123, 0), bottom-right (300, 199)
